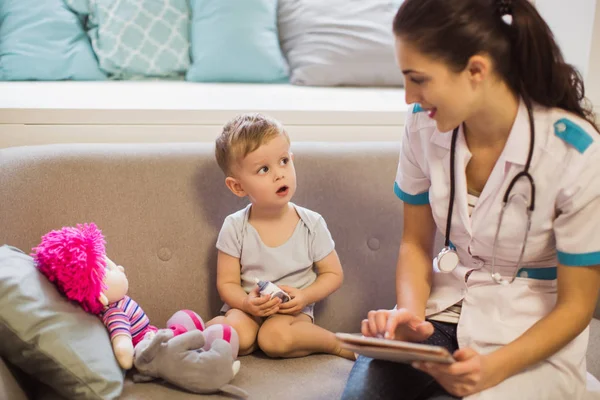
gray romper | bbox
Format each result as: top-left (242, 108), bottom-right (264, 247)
top-left (216, 203), bottom-right (336, 322)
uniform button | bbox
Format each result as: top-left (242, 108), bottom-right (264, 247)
top-left (519, 270), bottom-right (528, 278)
top-left (556, 122), bottom-right (567, 132)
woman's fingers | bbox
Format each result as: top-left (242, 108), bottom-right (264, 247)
top-left (361, 319), bottom-right (371, 336)
top-left (384, 309), bottom-right (414, 339)
top-left (361, 309), bottom-right (432, 340)
top-left (414, 320), bottom-right (435, 337)
top-left (367, 310), bottom-right (382, 337)
top-left (375, 310), bottom-right (390, 337)
top-left (384, 309), bottom-right (433, 340)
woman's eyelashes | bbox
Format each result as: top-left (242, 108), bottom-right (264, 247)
top-left (410, 77), bottom-right (427, 85)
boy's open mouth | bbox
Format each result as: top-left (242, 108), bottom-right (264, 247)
top-left (276, 185), bottom-right (289, 196)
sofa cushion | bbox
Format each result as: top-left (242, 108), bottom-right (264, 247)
top-left (119, 353), bottom-right (353, 399)
top-left (0, 0), bottom-right (106, 81)
top-left (186, 0), bottom-right (289, 83)
top-left (278, 0), bottom-right (404, 87)
top-left (0, 245), bottom-right (124, 400)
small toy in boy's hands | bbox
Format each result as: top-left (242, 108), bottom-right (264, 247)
top-left (254, 278), bottom-right (291, 303)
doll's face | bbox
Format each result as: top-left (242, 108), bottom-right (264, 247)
top-left (102, 257), bottom-right (129, 304)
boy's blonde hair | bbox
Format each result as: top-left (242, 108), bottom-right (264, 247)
top-left (215, 113), bottom-right (290, 176)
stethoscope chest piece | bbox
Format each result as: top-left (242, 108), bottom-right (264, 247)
top-left (434, 247), bottom-right (460, 273)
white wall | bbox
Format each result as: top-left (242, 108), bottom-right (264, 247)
top-left (586, 0), bottom-right (600, 113)
top-left (535, 0), bottom-right (597, 79)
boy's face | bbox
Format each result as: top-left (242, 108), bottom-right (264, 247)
top-left (226, 134), bottom-right (296, 208)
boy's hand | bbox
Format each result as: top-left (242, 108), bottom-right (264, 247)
top-left (277, 285), bottom-right (308, 315)
top-left (242, 285), bottom-right (281, 317)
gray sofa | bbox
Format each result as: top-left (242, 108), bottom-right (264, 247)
top-left (0, 142), bottom-right (599, 400)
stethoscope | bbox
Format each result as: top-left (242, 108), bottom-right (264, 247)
top-left (434, 103), bottom-right (536, 285)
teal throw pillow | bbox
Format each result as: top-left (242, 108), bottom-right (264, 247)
top-left (186, 0), bottom-right (289, 83)
top-left (0, 0), bottom-right (106, 81)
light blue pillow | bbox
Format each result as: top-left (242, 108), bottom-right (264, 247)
top-left (82, 0), bottom-right (191, 79)
top-left (186, 0), bottom-right (289, 83)
top-left (0, 0), bottom-right (106, 81)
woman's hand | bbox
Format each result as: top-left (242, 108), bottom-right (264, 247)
top-left (277, 285), bottom-right (309, 315)
top-left (413, 348), bottom-right (503, 397)
top-left (242, 286), bottom-right (281, 317)
top-left (361, 308), bottom-right (434, 342)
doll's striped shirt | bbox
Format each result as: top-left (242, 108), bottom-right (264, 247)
top-left (101, 295), bottom-right (153, 345)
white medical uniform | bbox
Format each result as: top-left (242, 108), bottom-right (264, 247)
top-left (394, 100), bottom-right (600, 400)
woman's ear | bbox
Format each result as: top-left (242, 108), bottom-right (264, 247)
top-left (466, 54), bottom-right (491, 84)
top-left (99, 293), bottom-right (109, 307)
top-left (225, 177), bottom-right (246, 198)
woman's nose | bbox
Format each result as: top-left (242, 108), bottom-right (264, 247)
top-left (404, 84), bottom-right (421, 105)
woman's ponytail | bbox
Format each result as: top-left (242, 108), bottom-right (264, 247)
top-left (507, 0), bottom-right (597, 130)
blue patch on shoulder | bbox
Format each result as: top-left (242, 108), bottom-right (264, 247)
top-left (554, 118), bottom-right (593, 154)
top-left (412, 104), bottom-right (425, 114)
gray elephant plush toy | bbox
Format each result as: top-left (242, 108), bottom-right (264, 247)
top-left (133, 328), bottom-right (248, 399)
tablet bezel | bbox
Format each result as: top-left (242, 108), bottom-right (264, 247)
top-left (336, 333), bottom-right (456, 364)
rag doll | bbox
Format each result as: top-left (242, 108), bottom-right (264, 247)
top-left (32, 223), bottom-right (207, 370)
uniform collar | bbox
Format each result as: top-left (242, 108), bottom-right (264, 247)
top-left (501, 98), bottom-right (531, 166)
top-left (429, 98), bottom-right (531, 166)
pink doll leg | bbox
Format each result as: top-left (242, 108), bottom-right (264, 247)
top-left (166, 310), bottom-right (205, 336)
top-left (202, 324), bottom-right (240, 359)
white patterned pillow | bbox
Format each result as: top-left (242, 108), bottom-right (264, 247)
top-left (66, 0), bottom-right (191, 79)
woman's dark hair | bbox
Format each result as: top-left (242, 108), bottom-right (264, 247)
top-left (393, 0), bottom-right (599, 132)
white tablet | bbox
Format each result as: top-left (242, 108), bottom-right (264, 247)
top-left (336, 333), bottom-right (456, 364)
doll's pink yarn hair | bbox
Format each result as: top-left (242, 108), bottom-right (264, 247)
top-left (32, 223), bottom-right (107, 315)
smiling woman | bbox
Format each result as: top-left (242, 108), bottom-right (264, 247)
top-left (342, 0), bottom-right (600, 399)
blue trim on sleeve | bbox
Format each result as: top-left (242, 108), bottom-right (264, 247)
top-left (557, 250), bottom-right (600, 266)
top-left (517, 267), bottom-right (557, 280)
top-left (394, 182), bottom-right (429, 205)
top-left (412, 104), bottom-right (425, 113)
top-left (554, 118), bottom-right (593, 154)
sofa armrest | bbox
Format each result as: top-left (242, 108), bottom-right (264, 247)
top-left (0, 357), bottom-right (29, 400)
